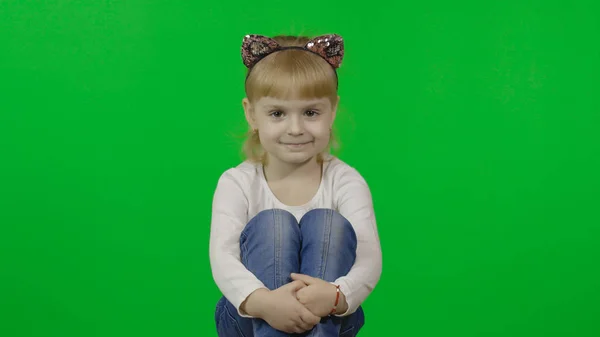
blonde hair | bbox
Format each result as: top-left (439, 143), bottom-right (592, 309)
top-left (242, 35), bottom-right (340, 163)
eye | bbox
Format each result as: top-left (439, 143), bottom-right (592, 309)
top-left (305, 110), bottom-right (320, 117)
top-left (270, 110), bottom-right (283, 118)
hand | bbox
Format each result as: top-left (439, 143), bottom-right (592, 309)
top-left (243, 280), bottom-right (321, 334)
top-left (290, 273), bottom-right (347, 317)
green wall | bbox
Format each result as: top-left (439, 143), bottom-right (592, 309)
top-left (1, 1), bottom-right (599, 336)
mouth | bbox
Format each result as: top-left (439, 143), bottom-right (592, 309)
top-left (280, 141), bottom-right (312, 146)
top-left (280, 141), bottom-right (312, 148)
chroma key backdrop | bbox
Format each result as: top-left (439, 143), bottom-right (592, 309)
top-left (1, 1), bottom-right (599, 337)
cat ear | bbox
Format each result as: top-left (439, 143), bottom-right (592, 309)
top-left (305, 34), bottom-right (344, 68)
top-left (241, 34), bottom-right (282, 68)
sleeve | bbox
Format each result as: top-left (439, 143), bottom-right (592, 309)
top-left (209, 170), bottom-right (268, 317)
top-left (332, 167), bottom-right (382, 317)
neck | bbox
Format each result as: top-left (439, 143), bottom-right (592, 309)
top-left (263, 155), bottom-right (321, 182)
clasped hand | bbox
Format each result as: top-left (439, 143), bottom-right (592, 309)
top-left (291, 273), bottom-right (339, 317)
top-left (256, 273), bottom-right (340, 334)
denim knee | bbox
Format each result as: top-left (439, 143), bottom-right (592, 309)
top-left (239, 208), bottom-right (303, 290)
top-left (241, 208), bottom-right (300, 237)
top-left (301, 208), bottom-right (357, 241)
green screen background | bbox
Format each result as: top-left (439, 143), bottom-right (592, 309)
top-left (1, 1), bottom-right (599, 336)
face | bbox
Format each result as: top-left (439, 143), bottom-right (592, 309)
top-left (243, 95), bottom-right (338, 166)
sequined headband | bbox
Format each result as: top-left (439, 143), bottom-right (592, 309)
top-left (241, 34), bottom-right (344, 71)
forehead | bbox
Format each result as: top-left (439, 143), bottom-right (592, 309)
top-left (255, 96), bottom-right (331, 109)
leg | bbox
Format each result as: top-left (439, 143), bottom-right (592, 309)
top-left (215, 209), bottom-right (302, 337)
top-left (298, 209), bottom-right (365, 337)
top-left (215, 296), bottom-right (253, 337)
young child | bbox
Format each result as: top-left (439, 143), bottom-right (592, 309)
top-left (210, 33), bottom-right (382, 337)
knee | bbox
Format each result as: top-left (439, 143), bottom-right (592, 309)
top-left (301, 209), bottom-right (356, 239)
top-left (252, 208), bottom-right (298, 226)
top-left (242, 208), bottom-right (300, 237)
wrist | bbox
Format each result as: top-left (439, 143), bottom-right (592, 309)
top-left (330, 284), bottom-right (349, 315)
top-left (336, 290), bottom-right (348, 314)
top-left (329, 283), bottom-right (348, 315)
top-left (241, 288), bottom-right (270, 318)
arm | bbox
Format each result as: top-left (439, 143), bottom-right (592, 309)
top-left (332, 166), bottom-right (383, 316)
top-left (210, 171), bottom-right (321, 331)
top-left (209, 171), bottom-right (267, 317)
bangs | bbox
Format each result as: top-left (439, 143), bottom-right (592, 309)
top-left (245, 49), bottom-right (338, 103)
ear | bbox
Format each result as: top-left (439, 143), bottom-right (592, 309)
top-left (242, 97), bottom-right (257, 130)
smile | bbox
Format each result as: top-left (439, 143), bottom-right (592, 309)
top-left (281, 141), bottom-right (312, 146)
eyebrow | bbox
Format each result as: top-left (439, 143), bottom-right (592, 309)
top-left (263, 102), bottom-right (327, 110)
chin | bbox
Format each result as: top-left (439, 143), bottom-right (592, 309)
top-left (276, 152), bottom-right (318, 165)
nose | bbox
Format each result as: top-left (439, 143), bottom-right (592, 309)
top-left (287, 116), bottom-right (304, 135)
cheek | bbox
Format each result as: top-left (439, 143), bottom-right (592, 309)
top-left (305, 122), bottom-right (329, 133)
top-left (311, 125), bottom-right (331, 139)
top-left (258, 129), bottom-right (281, 144)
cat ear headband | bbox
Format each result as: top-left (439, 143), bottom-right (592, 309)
top-left (241, 34), bottom-right (344, 71)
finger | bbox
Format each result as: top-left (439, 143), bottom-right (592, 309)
top-left (283, 324), bottom-right (299, 334)
top-left (288, 280), bottom-right (307, 292)
top-left (292, 325), bottom-right (307, 334)
top-left (286, 320), bottom-right (308, 334)
top-left (295, 287), bottom-right (306, 300)
top-left (290, 273), bottom-right (314, 284)
top-left (298, 305), bottom-right (321, 324)
top-left (301, 311), bottom-right (322, 326)
top-left (295, 318), bottom-right (313, 332)
top-left (295, 315), bottom-right (316, 331)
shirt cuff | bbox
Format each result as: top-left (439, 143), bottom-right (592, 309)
top-left (233, 283), bottom-right (268, 318)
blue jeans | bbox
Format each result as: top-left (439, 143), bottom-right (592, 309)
top-left (215, 208), bottom-right (365, 337)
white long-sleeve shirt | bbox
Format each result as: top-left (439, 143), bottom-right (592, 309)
top-left (209, 156), bottom-right (382, 317)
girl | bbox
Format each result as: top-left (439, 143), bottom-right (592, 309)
top-left (210, 33), bottom-right (382, 337)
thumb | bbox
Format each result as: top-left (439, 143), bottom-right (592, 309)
top-left (290, 273), bottom-right (315, 285)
